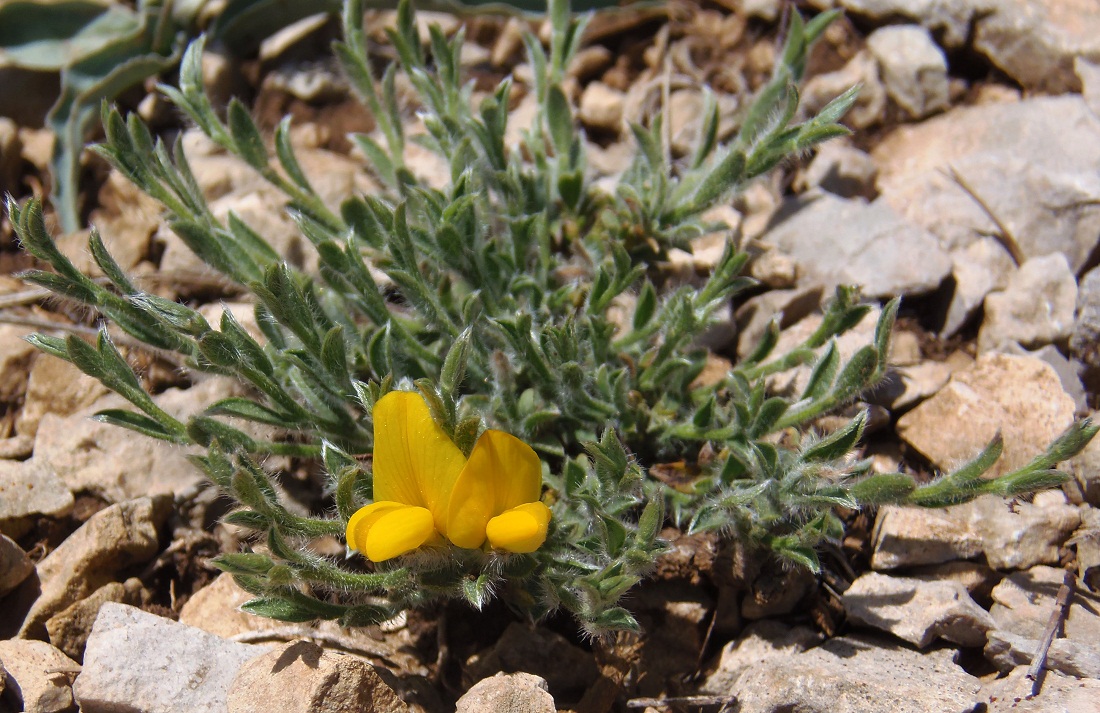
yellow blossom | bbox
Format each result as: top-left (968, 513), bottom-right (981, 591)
top-left (346, 391), bottom-right (551, 562)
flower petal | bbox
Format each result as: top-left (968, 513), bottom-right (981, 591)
top-left (485, 502), bottom-right (551, 553)
top-left (364, 505), bottom-right (438, 562)
top-left (346, 501), bottom-right (406, 553)
top-left (372, 391), bottom-right (466, 530)
top-left (445, 429), bottom-right (542, 549)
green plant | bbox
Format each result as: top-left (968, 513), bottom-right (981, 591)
top-left (8, 0), bottom-right (1096, 636)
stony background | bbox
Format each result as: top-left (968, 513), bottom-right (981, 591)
top-left (1, 0), bottom-right (1100, 711)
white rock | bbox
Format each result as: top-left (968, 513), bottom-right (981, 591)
top-left (871, 504), bottom-right (984, 570)
top-left (727, 635), bottom-right (981, 713)
top-left (699, 620), bottom-right (821, 694)
top-left (838, 0), bottom-right (978, 49)
top-left (981, 665), bottom-right (1100, 713)
top-left (943, 236), bottom-right (1016, 337)
top-left (0, 460), bottom-right (74, 539)
top-left (973, 0), bottom-right (1100, 94)
top-left (455, 672), bottom-right (555, 713)
top-left (802, 50), bottom-right (887, 129)
top-left (867, 25), bottom-right (949, 119)
top-left (985, 629), bottom-right (1100, 679)
top-left (734, 286), bottom-right (823, 361)
top-left (15, 497), bottom-right (169, 639)
top-left (896, 353), bottom-right (1076, 479)
top-left (0, 640), bottom-right (80, 713)
top-left (578, 81), bottom-right (625, 133)
top-left (873, 98), bottom-right (1100, 271)
top-left (227, 641), bottom-right (407, 713)
top-left (793, 141), bottom-right (878, 199)
top-left (1069, 417), bottom-right (1100, 506)
top-left (761, 194), bottom-right (951, 299)
top-left (766, 306), bottom-right (880, 397)
top-left (979, 253), bottom-right (1078, 352)
top-left (843, 572), bottom-right (995, 648)
top-left (970, 494), bottom-right (1080, 571)
top-left (31, 378), bottom-right (241, 504)
top-left (15, 355), bottom-right (109, 438)
top-left (989, 566), bottom-right (1100, 644)
top-left (75, 603), bottom-right (269, 713)
top-left (45, 578), bottom-right (147, 663)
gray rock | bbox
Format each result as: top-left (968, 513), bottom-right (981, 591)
top-left (842, 572), bottom-right (996, 648)
top-left (871, 505), bottom-right (984, 570)
top-left (455, 672), bottom-right (555, 713)
top-left (726, 635), bottom-right (981, 713)
top-left (75, 603), bottom-right (269, 713)
top-left (761, 193), bottom-right (951, 299)
top-left (838, 0), bottom-right (979, 49)
top-left (803, 50), bottom-right (887, 129)
top-left (31, 379), bottom-right (239, 504)
top-left (0, 533), bottom-right (33, 597)
top-left (873, 350), bottom-right (973, 412)
top-left (698, 620), bottom-right (821, 695)
top-left (979, 254), bottom-right (1078, 353)
top-left (971, 491), bottom-right (1081, 571)
top-left (973, 0), bottom-right (1100, 94)
top-left (766, 306), bottom-right (881, 397)
top-left (985, 629), bottom-right (1100, 679)
top-left (1078, 56), bottom-right (1100, 118)
top-left (981, 666), bottom-right (1100, 713)
top-left (227, 641), bottom-right (407, 713)
top-left (793, 141), bottom-right (878, 200)
top-left (1069, 418), bottom-right (1100, 506)
top-left (14, 496), bottom-right (169, 639)
top-left (0, 460), bottom-right (74, 539)
top-left (989, 566), bottom-right (1100, 644)
top-left (896, 353), bottom-right (1076, 480)
top-left (1072, 265), bottom-right (1100, 370)
top-left (734, 286), bottom-right (823, 361)
top-left (873, 98), bottom-right (1100, 271)
top-left (943, 237), bottom-right (1015, 337)
top-left (867, 25), bottom-right (949, 119)
top-left (0, 640), bottom-right (80, 713)
top-left (45, 578), bottom-right (147, 663)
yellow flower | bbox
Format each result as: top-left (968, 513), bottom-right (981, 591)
top-left (346, 391), bottom-right (551, 562)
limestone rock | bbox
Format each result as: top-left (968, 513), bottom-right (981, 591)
top-left (979, 254), bottom-right (1078, 352)
top-left (793, 141), bottom-right (877, 200)
top-left (943, 237), bottom-right (1015, 337)
top-left (767, 306), bottom-right (880, 397)
top-left (31, 379), bottom-right (241, 504)
top-left (872, 350), bottom-right (973, 412)
top-left (726, 635), bottom-right (982, 713)
top-left (973, 0), bottom-right (1100, 94)
top-left (0, 324), bottom-right (36, 403)
top-left (0, 460), bottom-right (74, 539)
top-left (463, 622), bottom-right (598, 700)
top-left (578, 81), bottom-right (624, 133)
top-left (871, 505), bottom-right (983, 570)
top-left (1072, 265), bottom-right (1100, 370)
top-left (455, 672), bottom-right (555, 713)
top-left (842, 572), bottom-right (996, 648)
top-left (15, 497), bottom-right (169, 639)
top-left (0, 640), bottom-right (80, 713)
top-left (867, 25), bottom-right (949, 119)
top-left (970, 492), bottom-right (1081, 571)
top-left (896, 353), bottom-right (1076, 479)
top-left (838, 0), bottom-right (979, 48)
top-left (989, 566), bottom-right (1100, 644)
top-left (227, 641), bottom-right (407, 713)
top-left (873, 98), bottom-right (1100, 271)
top-left (0, 533), bottom-right (33, 597)
top-left (734, 286), bottom-right (823, 361)
top-left (981, 666), bottom-right (1100, 713)
top-left (15, 355), bottom-right (109, 438)
top-left (985, 629), bottom-right (1100, 679)
top-left (698, 620), bottom-right (821, 695)
top-left (75, 603), bottom-right (268, 713)
top-left (1069, 419), bottom-right (1100, 506)
top-left (802, 50), bottom-right (887, 129)
top-left (45, 578), bottom-right (147, 662)
top-left (761, 194), bottom-right (950, 299)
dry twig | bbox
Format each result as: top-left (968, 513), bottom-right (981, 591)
top-left (1026, 567), bottom-right (1076, 696)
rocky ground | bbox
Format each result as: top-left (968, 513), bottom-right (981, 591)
top-left (2, 0), bottom-right (1100, 711)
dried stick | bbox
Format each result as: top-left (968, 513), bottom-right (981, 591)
top-left (1027, 567), bottom-right (1076, 696)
